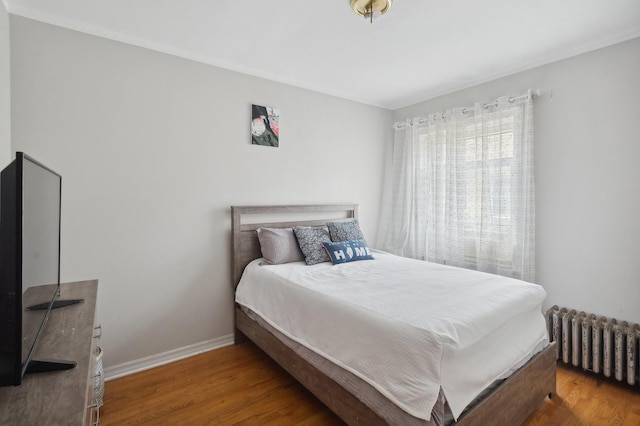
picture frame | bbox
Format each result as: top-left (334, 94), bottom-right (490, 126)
top-left (251, 104), bottom-right (280, 147)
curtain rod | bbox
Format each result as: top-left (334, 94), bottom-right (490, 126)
top-left (393, 89), bottom-right (541, 130)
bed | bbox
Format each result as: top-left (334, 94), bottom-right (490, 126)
top-left (231, 204), bottom-right (556, 425)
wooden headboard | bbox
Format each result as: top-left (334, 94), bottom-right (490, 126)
top-left (231, 204), bottom-right (358, 287)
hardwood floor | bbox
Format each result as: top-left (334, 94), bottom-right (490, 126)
top-left (101, 342), bottom-right (640, 425)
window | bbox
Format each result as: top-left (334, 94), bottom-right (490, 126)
top-left (379, 92), bottom-right (535, 281)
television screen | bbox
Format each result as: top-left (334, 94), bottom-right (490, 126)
top-left (23, 155), bottom-right (62, 289)
top-left (0, 153), bottom-right (63, 385)
top-left (21, 156), bottom-right (62, 363)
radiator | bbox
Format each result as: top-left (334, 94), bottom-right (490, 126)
top-left (546, 305), bottom-right (640, 386)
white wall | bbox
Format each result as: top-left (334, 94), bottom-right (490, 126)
top-left (394, 37), bottom-right (640, 323)
top-left (10, 16), bottom-right (392, 369)
top-left (0, 1), bottom-right (10, 164)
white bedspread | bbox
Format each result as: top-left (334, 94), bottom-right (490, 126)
top-left (235, 251), bottom-right (548, 421)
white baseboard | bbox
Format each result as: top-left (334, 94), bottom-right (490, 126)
top-left (104, 334), bottom-right (234, 381)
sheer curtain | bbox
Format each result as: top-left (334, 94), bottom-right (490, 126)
top-left (378, 90), bottom-right (535, 282)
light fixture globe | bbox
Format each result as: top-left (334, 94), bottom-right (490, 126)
top-left (351, 0), bottom-right (393, 22)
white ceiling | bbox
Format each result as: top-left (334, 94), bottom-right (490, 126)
top-left (5, 0), bottom-right (640, 109)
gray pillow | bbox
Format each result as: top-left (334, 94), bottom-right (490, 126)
top-left (257, 227), bottom-right (305, 265)
top-left (292, 226), bottom-right (331, 265)
top-left (327, 220), bottom-right (366, 243)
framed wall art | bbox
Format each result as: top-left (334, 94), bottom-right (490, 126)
top-left (251, 104), bottom-right (280, 147)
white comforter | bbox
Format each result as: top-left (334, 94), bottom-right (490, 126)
top-left (235, 250), bottom-right (548, 421)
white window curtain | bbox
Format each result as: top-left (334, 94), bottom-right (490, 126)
top-left (378, 90), bottom-right (535, 282)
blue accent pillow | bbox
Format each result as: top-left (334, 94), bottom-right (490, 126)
top-left (322, 239), bottom-right (374, 265)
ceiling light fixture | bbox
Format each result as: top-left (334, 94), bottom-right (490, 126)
top-left (351, 0), bottom-right (393, 23)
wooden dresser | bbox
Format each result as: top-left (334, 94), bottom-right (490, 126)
top-left (0, 280), bottom-right (99, 425)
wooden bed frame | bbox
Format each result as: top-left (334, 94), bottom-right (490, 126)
top-left (231, 204), bottom-right (556, 425)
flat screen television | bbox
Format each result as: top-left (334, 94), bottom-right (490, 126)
top-left (0, 152), bottom-right (82, 386)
